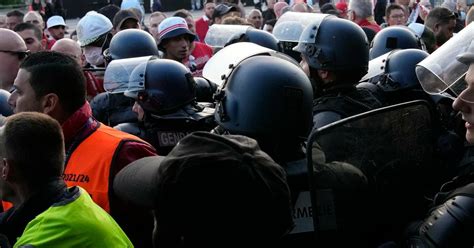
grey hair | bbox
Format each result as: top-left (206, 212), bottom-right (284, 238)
top-left (248, 8), bottom-right (262, 16)
top-left (349, 0), bottom-right (374, 19)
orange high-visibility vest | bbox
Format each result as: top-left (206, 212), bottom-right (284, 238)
top-left (63, 124), bottom-right (146, 213)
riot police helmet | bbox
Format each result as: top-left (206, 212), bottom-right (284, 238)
top-left (369, 26), bottom-right (423, 59)
top-left (125, 59), bottom-right (196, 115)
top-left (293, 17), bottom-right (369, 75)
top-left (194, 77), bottom-right (218, 103)
top-left (225, 27), bottom-right (279, 51)
top-left (377, 49), bottom-right (429, 92)
top-left (214, 54), bottom-right (313, 140)
top-left (103, 29), bottom-right (159, 62)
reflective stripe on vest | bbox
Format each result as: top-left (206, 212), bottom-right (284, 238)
top-left (64, 124), bottom-right (146, 213)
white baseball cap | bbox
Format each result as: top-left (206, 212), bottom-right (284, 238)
top-left (76, 11), bottom-right (113, 47)
top-left (46, 15), bottom-right (66, 29)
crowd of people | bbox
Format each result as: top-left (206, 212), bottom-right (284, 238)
top-left (0, 0), bottom-right (473, 247)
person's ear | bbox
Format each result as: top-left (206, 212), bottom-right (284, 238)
top-left (349, 10), bottom-right (357, 21)
top-left (80, 53), bottom-right (86, 67)
top-left (41, 38), bottom-right (47, 50)
top-left (41, 93), bottom-right (60, 116)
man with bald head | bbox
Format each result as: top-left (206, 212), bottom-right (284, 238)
top-left (51, 38), bottom-right (83, 65)
top-left (291, 3), bottom-right (310, 12)
top-left (0, 28), bottom-right (28, 91)
top-left (51, 38), bottom-right (104, 100)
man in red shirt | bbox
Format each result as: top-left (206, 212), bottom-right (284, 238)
top-left (51, 38), bottom-right (105, 101)
top-left (195, 0), bottom-right (215, 42)
top-left (348, 0), bottom-right (381, 33)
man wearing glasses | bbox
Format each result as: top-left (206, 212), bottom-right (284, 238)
top-left (385, 4), bottom-right (408, 26)
top-left (0, 28), bottom-right (29, 91)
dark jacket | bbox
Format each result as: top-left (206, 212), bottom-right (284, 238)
top-left (0, 179), bottom-right (67, 247)
top-left (90, 92), bottom-right (138, 127)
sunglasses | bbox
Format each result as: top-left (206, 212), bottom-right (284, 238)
top-left (0, 50), bottom-right (30, 60)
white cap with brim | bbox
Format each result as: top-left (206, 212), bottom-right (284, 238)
top-left (76, 11), bottom-right (113, 47)
top-left (46, 15), bottom-right (66, 29)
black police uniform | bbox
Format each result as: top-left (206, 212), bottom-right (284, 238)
top-left (91, 92), bottom-right (137, 127)
top-left (116, 104), bottom-right (215, 155)
top-left (405, 173), bottom-right (474, 248)
top-left (312, 83), bottom-right (383, 129)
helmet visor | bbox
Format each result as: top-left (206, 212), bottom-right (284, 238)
top-left (104, 56), bottom-right (153, 93)
top-left (274, 12), bottom-right (330, 43)
top-left (204, 24), bottom-right (251, 49)
top-left (360, 51), bottom-right (394, 82)
top-left (124, 61), bottom-right (149, 100)
top-left (416, 23), bottom-right (474, 100)
top-left (203, 42), bottom-right (275, 87)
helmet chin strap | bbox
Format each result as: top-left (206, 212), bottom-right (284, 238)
top-left (310, 68), bottom-right (333, 97)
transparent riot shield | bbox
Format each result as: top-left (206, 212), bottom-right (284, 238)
top-left (204, 24), bottom-right (251, 50)
top-left (273, 12), bottom-right (332, 62)
top-left (273, 12), bottom-right (331, 42)
top-left (307, 100), bottom-right (440, 246)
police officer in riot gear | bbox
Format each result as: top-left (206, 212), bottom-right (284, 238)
top-left (117, 58), bottom-right (215, 155)
top-left (405, 175), bottom-right (474, 248)
top-left (225, 27), bottom-right (280, 51)
top-left (213, 52), bottom-right (312, 165)
top-left (293, 17), bottom-right (382, 129)
top-left (400, 26), bottom-right (474, 248)
top-left (103, 29), bottom-right (160, 63)
top-left (194, 77), bottom-right (218, 103)
top-left (403, 67), bottom-right (474, 247)
top-left (369, 26), bottom-right (424, 59)
top-left (375, 49), bottom-right (430, 105)
top-left (90, 29), bottom-right (160, 127)
top-left (209, 42), bottom-right (315, 246)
